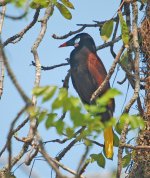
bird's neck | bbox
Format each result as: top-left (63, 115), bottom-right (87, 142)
top-left (70, 47), bottom-right (94, 68)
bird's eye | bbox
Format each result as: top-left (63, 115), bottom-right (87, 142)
top-left (74, 38), bottom-right (80, 44)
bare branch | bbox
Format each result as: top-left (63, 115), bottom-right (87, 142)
top-left (27, 4), bottom-right (53, 141)
top-left (117, 123), bottom-right (128, 178)
top-left (6, 105), bottom-right (28, 172)
top-left (96, 36), bottom-right (121, 51)
top-left (56, 127), bottom-right (86, 161)
top-left (121, 143), bottom-right (150, 150)
top-left (0, 5), bottom-right (6, 33)
top-left (123, 1), bottom-right (140, 113)
top-left (0, 118), bottom-right (29, 157)
top-left (0, 11), bottom-right (27, 20)
top-left (52, 26), bottom-right (87, 39)
top-left (0, 5), bottom-right (6, 99)
top-left (0, 42), bottom-right (31, 103)
top-left (38, 143), bottom-right (67, 178)
top-left (3, 8), bottom-right (40, 47)
top-left (0, 47), bottom-right (4, 98)
top-left (31, 60), bottom-right (69, 70)
top-left (76, 146), bottom-right (89, 177)
top-left (39, 140), bottom-right (85, 178)
top-left (0, 144), bottom-right (29, 176)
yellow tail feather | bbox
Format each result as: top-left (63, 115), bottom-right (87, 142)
top-left (104, 127), bottom-right (113, 158)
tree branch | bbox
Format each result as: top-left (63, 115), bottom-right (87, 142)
top-left (3, 8), bottom-right (40, 47)
top-left (0, 41), bottom-right (31, 103)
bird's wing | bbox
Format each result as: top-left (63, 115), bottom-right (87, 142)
top-left (71, 66), bottom-right (97, 104)
top-left (87, 53), bottom-right (109, 93)
top-left (87, 53), bottom-right (115, 114)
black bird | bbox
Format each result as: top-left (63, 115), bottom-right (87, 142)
top-left (59, 33), bottom-right (115, 158)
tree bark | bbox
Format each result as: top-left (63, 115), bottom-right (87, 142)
top-left (128, 1), bottom-right (150, 178)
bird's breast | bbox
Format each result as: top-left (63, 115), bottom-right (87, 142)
top-left (70, 52), bottom-right (98, 104)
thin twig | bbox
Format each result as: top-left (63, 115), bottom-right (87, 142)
top-left (123, 1), bottom-right (140, 113)
top-left (31, 60), bottom-right (69, 71)
top-left (0, 144), bottom-right (29, 176)
top-left (0, 42), bottom-right (31, 103)
top-left (38, 143), bottom-right (66, 178)
top-left (76, 146), bottom-right (89, 177)
top-left (0, 5), bottom-right (6, 99)
top-left (52, 26), bottom-right (87, 39)
top-left (0, 11), bottom-right (27, 20)
top-left (0, 5), bottom-right (6, 33)
top-left (0, 51), bottom-right (4, 98)
top-left (7, 105), bottom-right (28, 172)
top-left (0, 117), bottom-right (29, 157)
top-left (121, 143), bottom-right (150, 150)
top-left (56, 127), bottom-right (86, 161)
top-left (96, 36), bottom-right (121, 51)
top-left (3, 8), bottom-right (40, 47)
top-left (117, 123), bottom-right (128, 178)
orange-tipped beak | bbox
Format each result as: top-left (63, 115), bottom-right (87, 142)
top-left (59, 42), bottom-right (67, 48)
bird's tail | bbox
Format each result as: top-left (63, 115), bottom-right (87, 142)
top-left (104, 126), bottom-right (113, 158)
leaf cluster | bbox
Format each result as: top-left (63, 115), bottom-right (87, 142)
top-left (30, 0), bottom-right (74, 20)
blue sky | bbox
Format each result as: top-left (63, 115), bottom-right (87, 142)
top-left (0, 1), bottom-right (144, 177)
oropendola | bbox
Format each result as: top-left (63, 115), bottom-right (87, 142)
top-left (59, 33), bottom-right (115, 158)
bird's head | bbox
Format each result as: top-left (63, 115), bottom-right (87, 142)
top-left (59, 33), bottom-right (96, 52)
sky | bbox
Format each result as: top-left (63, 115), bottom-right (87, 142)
top-left (0, 1), bottom-right (144, 178)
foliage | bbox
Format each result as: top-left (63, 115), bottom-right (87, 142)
top-left (32, 87), bottom-right (121, 137)
top-left (31, 85), bottom-right (145, 162)
top-left (100, 20), bottom-right (114, 42)
top-left (90, 153), bottom-right (106, 168)
top-left (118, 11), bottom-right (129, 47)
top-left (30, 0), bottom-right (74, 20)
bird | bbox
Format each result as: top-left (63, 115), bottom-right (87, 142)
top-left (59, 33), bottom-right (115, 158)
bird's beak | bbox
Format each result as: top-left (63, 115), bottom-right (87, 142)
top-left (59, 39), bottom-right (74, 48)
top-left (59, 42), bottom-right (67, 48)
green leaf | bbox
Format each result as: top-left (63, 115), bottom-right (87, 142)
top-left (84, 139), bottom-right (92, 146)
top-left (70, 107), bottom-right (85, 127)
top-left (90, 153), bottom-right (105, 168)
top-left (129, 115), bottom-right (145, 129)
top-left (98, 153), bottom-right (106, 168)
top-left (113, 132), bottom-right (119, 147)
top-left (122, 154), bottom-right (131, 168)
top-left (101, 20), bottom-right (114, 42)
top-left (42, 86), bottom-right (57, 102)
top-left (52, 88), bottom-right (68, 110)
top-left (115, 122), bottom-right (122, 135)
top-left (38, 110), bottom-right (47, 123)
top-left (66, 127), bottom-right (74, 138)
top-left (120, 51), bottom-right (133, 72)
top-left (96, 88), bottom-right (121, 106)
top-left (60, 0), bottom-right (74, 9)
top-left (30, 0), bottom-right (50, 9)
top-left (45, 113), bottom-right (57, 129)
top-left (55, 120), bottom-right (65, 134)
top-left (55, 2), bottom-right (72, 20)
top-left (118, 11), bottom-right (129, 48)
top-left (6, 0), bottom-right (27, 7)
top-left (32, 86), bottom-right (49, 96)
